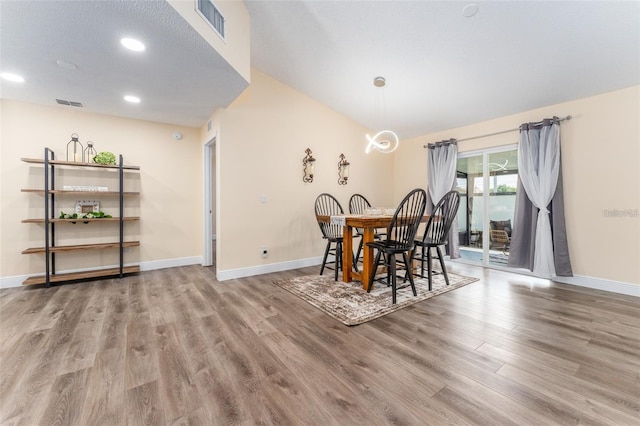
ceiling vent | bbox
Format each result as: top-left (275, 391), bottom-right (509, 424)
top-left (196, 0), bottom-right (225, 39)
top-left (56, 99), bottom-right (84, 107)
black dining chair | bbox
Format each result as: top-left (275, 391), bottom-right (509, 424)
top-left (314, 193), bottom-right (351, 281)
top-left (411, 190), bottom-right (460, 290)
top-left (348, 193), bottom-right (386, 272)
top-left (366, 188), bottom-right (427, 304)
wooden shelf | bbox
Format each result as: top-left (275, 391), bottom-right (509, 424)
top-left (21, 189), bottom-right (139, 195)
top-left (22, 265), bottom-right (140, 286)
top-left (22, 241), bottom-right (140, 254)
top-left (21, 157), bottom-right (140, 170)
top-left (22, 217), bottom-right (140, 223)
top-left (22, 148), bottom-right (140, 287)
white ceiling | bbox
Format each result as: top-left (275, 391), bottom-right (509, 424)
top-left (0, 0), bottom-right (248, 128)
top-left (1, 1), bottom-right (639, 138)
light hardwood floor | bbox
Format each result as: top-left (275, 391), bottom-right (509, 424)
top-left (1, 263), bottom-right (639, 425)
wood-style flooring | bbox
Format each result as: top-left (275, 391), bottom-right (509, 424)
top-left (1, 263), bottom-right (639, 425)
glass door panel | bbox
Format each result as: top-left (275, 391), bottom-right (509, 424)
top-left (456, 154), bottom-right (484, 264)
top-left (487, 149), bottom-right (518, 266)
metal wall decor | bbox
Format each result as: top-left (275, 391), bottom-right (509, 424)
top-left (66, 133), bottom-right (84, 162)
top-left (337, 153), bottom-right (350, 185)
top-left (302, 148), bottom-right (315, 183)
top-left (84, 141), bottom-right (97, 163)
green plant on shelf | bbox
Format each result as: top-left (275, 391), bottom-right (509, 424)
top-left (83, 211), bottom-right (112, 219)
top-left (93, 151), bottom-right (116, 165)
top-left (59, 211), bottom-right (113, 220)
top-left (59, 211), bottom-right (78, 220)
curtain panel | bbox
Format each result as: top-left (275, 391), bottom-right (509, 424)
top-left (508, 118), bottom-right (573, 277)
top-left (426, 139), bottom-right (459, 259)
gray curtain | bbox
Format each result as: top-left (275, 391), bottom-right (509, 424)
top-left (508, 118), bottom-right (573, 277)
top-left (426, 139), bottom-right (459, 259)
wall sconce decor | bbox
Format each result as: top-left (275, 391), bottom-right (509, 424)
top-left (66, 133), bottom-right (84, 162)
top-left (84, 141), bottom-right (97, 163)
top-left (337, 153), bottom-right (350, 185)
top-left (302, 148), bottom-right (316, 183)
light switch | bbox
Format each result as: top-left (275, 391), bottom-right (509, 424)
top-left (260, 194), bottom-right (267, 203)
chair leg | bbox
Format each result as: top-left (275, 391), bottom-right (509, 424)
top-left (366, 249), bottom-right (383, 293)
top-left (402, 247), bottom-right (413, 282)
top-left (354, 238), bottom-right (363, 272)
top-left (389, 253), bottom-right (397, 304)
top-left (385, 253), bottom-right (392, 287)
top-left (436, 246), bottom-right (449, 286)
top-left (403, 252), bottom-right (417, 297)
top-left (427, 246), bottom-right (433, 291)
top-left (419, 244), bottom-right (426, 278)
top-left (335, 241), bottom-right (342, 281)
top-left (320, 241), bottom-right (331, 275)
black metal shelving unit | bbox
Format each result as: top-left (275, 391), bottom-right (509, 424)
top-left (21, 148), bottom-right (140, 287)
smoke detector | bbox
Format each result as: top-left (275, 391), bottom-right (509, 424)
top-left (373, 77), bottom-right (386, 87)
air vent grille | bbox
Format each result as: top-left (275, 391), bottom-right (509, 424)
top-left (56, 99), bottom-right (84, 107)
top-left (197, 0), bottom-right (225, 39)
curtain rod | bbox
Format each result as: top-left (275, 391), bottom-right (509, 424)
top-left (423, 115), bottom-right (572, 148)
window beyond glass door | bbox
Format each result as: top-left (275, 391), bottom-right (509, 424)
top-left (456, 154), bottom-right (484, 264)
top-left (487, 150), bottom-right (517, 266)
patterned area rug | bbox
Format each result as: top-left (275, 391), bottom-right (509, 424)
top-left (273, 272), bottom-right (479, 326)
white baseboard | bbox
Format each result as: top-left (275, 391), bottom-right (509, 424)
top-left (216, 256), bottom-right (322, 281)
top-left (0, 275), bottom-right (26, 289)
top-left (553, 274), bottom-right (640, 297)
top-left (139, 256), bottom-right (202, 271)
top-left (449, 258), bottom-right (639, 297)
top-left (0, 256), bottom-right (203, 289)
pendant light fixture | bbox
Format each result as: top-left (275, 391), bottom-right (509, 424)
top-left (365, 76), bottom-right (399, 154)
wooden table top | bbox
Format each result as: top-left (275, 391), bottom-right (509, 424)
top-left (316, 214), bottom-right (394, 228)
top-left (316, 214), bottom-right (429, 228)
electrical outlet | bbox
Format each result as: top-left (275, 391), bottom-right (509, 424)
top-left (262, 246), bottom-right (268, 258)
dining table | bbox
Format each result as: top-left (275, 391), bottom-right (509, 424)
top-left (316, 214), bottom-right (430, 289)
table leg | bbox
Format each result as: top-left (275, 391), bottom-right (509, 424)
top-left (342, 225), bottom-right (353, 282)
top-left (361, 228), bottom-right (375, 290)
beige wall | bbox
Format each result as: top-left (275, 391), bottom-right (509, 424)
top-left (212, 69), bottom-right (395, 273)
top-left (2, 82), bottom-right (637, 288)
top-left (0, 100), bottom-right (203, 280)
top-left (395, 86), bottom-right (640, 286)
top-left (168, 0), bottom-right (251, 83)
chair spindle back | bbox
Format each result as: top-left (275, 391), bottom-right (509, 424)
top-left (314, 193), bottom-right (344, 239)
top-left (422, 190), bottom-right (461, 245)
top-left (386, 188), bottom-right (427, 250)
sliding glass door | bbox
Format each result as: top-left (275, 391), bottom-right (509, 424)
top-left (456, 146), bottom-right (518, 267)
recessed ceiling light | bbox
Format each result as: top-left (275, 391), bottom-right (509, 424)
top-left (56, 59), bottom-right (78, 70)
top-left (124, 95), bottom-right (141, 103)
top-left (120, 37), bottom-right (145, 52)
top-left (1, 72), bottom-right (25, 83)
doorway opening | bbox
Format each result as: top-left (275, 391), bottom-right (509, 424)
top-left (203, 136), bottom-right (216, 269)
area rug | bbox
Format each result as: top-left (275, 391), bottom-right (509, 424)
top-left (273, 272), bottom-right (478, 326)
